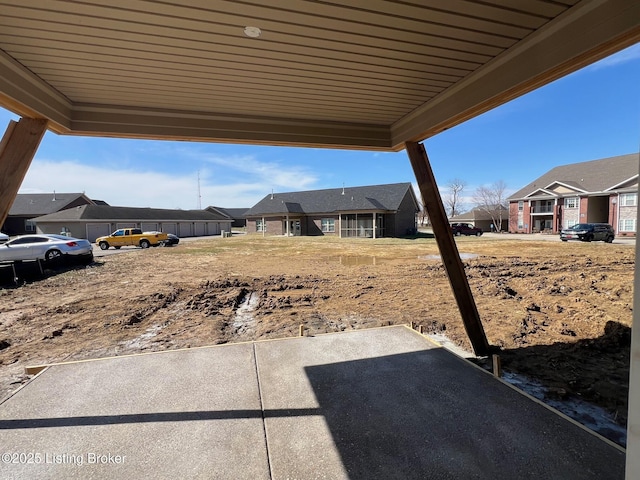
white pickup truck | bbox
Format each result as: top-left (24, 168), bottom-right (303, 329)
top-left (95, 228), bottom-right (168, 250)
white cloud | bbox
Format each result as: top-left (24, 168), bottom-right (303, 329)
top-left (200, 154), bottom-right (318, 190)
top-left (19, 159), bottom-right (274, 209)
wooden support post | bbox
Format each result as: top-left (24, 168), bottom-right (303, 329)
top-left (299, 324), bottom-right (304, 337)
top-left (492, 354), bottom-right (502, 377)
top-left (405, 141), bottom-right (490, 356)
top-left (418, 325), bottom-right (424, 334)
top-left (0, 118), bottom-right (48, 227)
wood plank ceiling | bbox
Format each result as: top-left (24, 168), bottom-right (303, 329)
top-left (0, 0), bottom-right (638, 150)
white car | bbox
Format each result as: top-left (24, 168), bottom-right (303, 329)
top-left (0, 234), bottom-right (93, 263)
top-left (0, 233), bottom-right (8, 244)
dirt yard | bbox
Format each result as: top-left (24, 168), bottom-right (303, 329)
top-left (0, 234), bottom-right (633, 444)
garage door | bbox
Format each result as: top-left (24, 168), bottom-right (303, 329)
top-left (178, 223), bottom-right (193, 237)
top-left (116, 223), bottom-right (136, 229)
top-left (207, 222), bottom-right (220, 235)
top-left (141, 223), bottom-right (158, 232)
top-left (162, 223), bottom-right (177, 235)
top-left (86, 223), bottom-right (111, 242)
top-left (194, 223), bottom-right (206, 236)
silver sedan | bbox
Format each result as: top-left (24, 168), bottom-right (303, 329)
top-left (0, 234), bottom-right (93, 263)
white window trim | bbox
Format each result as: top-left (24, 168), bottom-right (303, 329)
top-left (321, 218), bottom-right (335, 233)
top-left (619, 218), bottom-right (636, 232)
top-left (619, 193), bottom-right (637, 207)
top-left (565, 197), bottom-right (579, 209)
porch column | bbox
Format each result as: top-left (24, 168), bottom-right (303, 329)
top-left (372, 213), bottom-right (376, 239)
top-left (286, 215), bottom-right (289, 236)
top-left (627, 184), bottom-right (640, 479)
top-left (339, 214), bottom-right (342, 238)
top-left (0, 118), bottom-right (48, 227)
top-left (405, 141), bottom-right (490, 356)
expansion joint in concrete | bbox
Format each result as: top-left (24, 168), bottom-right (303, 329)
top-left (253, 343), bottom-right (274, 480)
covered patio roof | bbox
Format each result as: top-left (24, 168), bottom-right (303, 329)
top-left (0, 1), bottom-right (638, 150)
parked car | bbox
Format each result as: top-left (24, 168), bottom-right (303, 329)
top-left (560, 223), bottom-right (614, 243)
top-left (451, 223), bottom-right (483, 237)
top-left (162, 233), bottom-right (180, 246)
top-left (0, 234), bottom-right (93, 263)
top-left (0, 233), bottom-right (8, 244)
top-left (95, 228), bottom-right (168, 250)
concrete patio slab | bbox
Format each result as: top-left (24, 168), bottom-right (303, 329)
top-left (0, 326), bottom-right (625, 479)
top-left (0, 343), bottom-right (270, 479)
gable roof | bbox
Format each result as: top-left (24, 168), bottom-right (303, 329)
top-left (206, 207), bottom-right (249, 220)
top-left (450, 205), bottom-right (508, 222)
top-left (245, 183), bottom-right (418, 217)
top-left (33, 205), bottom-right (232, 223)
top-left (9, 192), bottom-right (94, 216)
top-left (508, 153), bottom-right (639, 200)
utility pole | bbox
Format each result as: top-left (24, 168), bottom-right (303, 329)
top-left (197, 170), bottom-right (202, 210)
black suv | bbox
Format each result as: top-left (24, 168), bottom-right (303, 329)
top-left (560, 223), bottom-right (614, 243)
top-left (450, 223), bottom-right (483, 237)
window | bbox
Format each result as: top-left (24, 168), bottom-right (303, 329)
top-left (564, 197), bottom-right (579, 209)
top-left (321, 218), bottom-right (335, 233)
top-left (619, 219), bottom-right (636, 232)
top-left (566, 220), bottom-right (577, 228)
top-left (619, 193), bottom-right (637, 207)
top-left (517, 201), bottom-right (524, 211)
top-left (517, 221), bottom-right (524, 229)
top-left (256, 219), bottom-right (265, 232)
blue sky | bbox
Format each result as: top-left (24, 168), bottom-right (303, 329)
top-left (1, 44), bottom-right (639, 210)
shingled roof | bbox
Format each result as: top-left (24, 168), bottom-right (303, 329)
top-left (450, 205), bottom-right (508, 222)
top-left (9, 193), bottom-right (94, 216)
top-left (509, 153), bottom-right (639, 201)
top-left (206, 207), bottom-right (248, 220)
top-left (244, 183), bottom-right (417, 217)
top-left (34, 205), bottom-right (231, 222)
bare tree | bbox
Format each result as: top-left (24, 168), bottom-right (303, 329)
top-left (444, 178), bottom-right (466, 218)
top-left (474, 180), bottom-right (508, 232)
top-left (418, 200), bottom-right (430, 226)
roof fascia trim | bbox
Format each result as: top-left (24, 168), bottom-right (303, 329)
top-left (0, 49), bottom-right (72, 128)
top-left (391, 0), bottom-right (640, 149)
top-left (543, 181), bottom-right (588, 193)
top-left (524, 188), bottom-right (557, 198)
top-left (605, 174), bottom-right (639, 191)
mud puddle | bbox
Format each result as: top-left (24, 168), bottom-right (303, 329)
top-left (232, 291), bottom-right (259, 335)
top-left (502, 371), bottom-right (627, 446)
top-left (419, 253), bottom-right (479, 261)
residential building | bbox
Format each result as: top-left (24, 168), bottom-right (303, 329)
top-left (449, 206), bottom-right (509, 232)
top-left (33, 205), bottom-right (233, 242)
top-left (508, 153), bottom-right (638, 236)
top-left (244, 183), bottom-right (419, 238)
top-left (2, 192), bottom-right (96, 235)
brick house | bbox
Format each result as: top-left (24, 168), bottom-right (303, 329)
top-left (508, 153), bottom-right (638, 236)
top-left (244, 183), bottom-right (419, 238)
